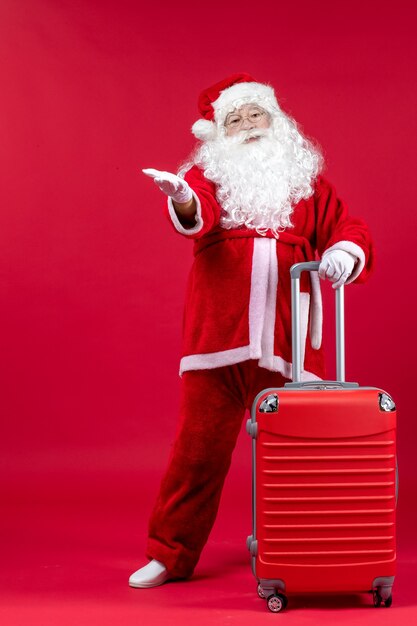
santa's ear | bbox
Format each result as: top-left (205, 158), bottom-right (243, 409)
top-left (191, 119), bottom-right (217, 141)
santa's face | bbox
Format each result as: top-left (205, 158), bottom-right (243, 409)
top-left (224, 104), bottom-right (270, 139)
top-left (188, 102), bottom-right (322, 237)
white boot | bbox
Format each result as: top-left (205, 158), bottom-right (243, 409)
top-left (129, 559), bottom-right (169, 588)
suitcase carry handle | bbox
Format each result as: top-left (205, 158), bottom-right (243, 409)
top-left (290, 261), bottom-right (345, 384)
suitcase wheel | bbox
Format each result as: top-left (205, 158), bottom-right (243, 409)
top-left (257, 583), bottom-right (266, 599)
top-left (373, 590), bottom-right (393, 608)
top-left (267, 593), bottom-right (287, 613)
top-left (384, 595), bottom-right (393, 608)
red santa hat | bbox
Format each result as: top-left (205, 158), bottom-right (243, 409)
top-left (191, 73), bottom-right (280, 141)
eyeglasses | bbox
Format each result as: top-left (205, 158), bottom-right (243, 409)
top-left (225, 108), bottom-right (268, 129)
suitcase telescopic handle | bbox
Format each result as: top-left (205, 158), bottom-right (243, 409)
top-left (290, 261), bottom-right (345, 383)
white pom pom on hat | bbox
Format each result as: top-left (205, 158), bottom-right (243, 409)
top-left (191, 119), bottom-right (218, 141)
top-left (191, 73), bottom-right (280, 141)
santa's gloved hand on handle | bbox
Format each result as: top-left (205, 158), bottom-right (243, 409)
top-left (143, 168), bottom-right (193, 204)
top-left (318, 249), bottom-right (356, 289)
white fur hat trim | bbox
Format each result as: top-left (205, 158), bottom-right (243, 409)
top-left (213, 82), bottom-right (278, 121)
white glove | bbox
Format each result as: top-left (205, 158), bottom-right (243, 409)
top-left (143, 168), bottom-right (193, 204)
top-left (318, 249), bottom-right (356, 289)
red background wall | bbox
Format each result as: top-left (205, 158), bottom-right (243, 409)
top-left (0, 1), bottom-right (416, 623)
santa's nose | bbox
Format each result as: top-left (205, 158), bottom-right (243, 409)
top-left (241, 118), bottom-right (254, 130)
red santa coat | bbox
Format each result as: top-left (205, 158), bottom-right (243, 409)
top-left (165, 166), bottom-right (374, 381)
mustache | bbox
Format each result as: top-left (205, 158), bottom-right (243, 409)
top-left (227, 128), bottom-right (271, 145)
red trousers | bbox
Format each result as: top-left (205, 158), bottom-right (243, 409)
top-left (146, 361), bottom-right (288, 579)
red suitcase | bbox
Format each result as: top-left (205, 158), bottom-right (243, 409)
top-left (246, 262), bottom-right (397, 612)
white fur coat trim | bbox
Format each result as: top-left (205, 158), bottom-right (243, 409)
top-left (179, 238), bottom-right (320, 381)
top-left (167, 191), bottom-right (203, 235)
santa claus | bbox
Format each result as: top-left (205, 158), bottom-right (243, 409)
top-left (129, 73), bottom-right (374, 588)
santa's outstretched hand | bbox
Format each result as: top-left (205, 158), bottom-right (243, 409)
top-left (319, 250), bottom-right (356, 289)
top-left (143, 168), bottom-right (193, 205)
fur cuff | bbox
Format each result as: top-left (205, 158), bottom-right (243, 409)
top-left (167, 191), bottom-right (203, 236)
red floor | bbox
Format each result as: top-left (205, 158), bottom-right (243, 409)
top-left (2, 468), bottom-right (416, 626)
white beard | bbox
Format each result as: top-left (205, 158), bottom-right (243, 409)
top-left (186, 117), bottom-right (323, 237)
